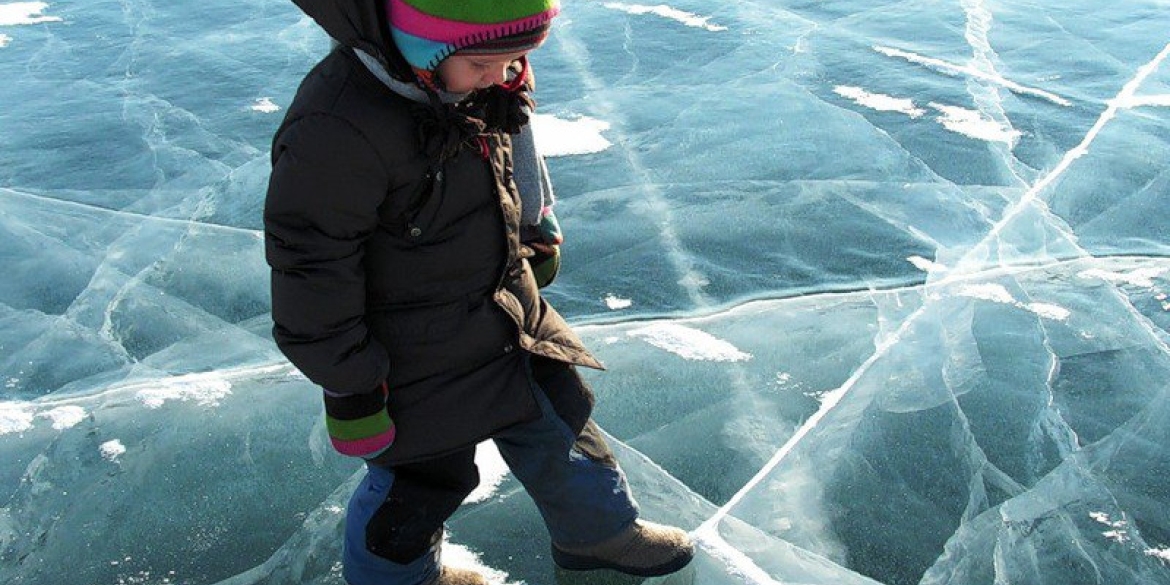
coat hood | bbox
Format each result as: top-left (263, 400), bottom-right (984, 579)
top-left (293, 0), bottom-right (412, 79)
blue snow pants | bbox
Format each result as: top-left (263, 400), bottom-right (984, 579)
top-left (340, 368), bottom-right (639, 585)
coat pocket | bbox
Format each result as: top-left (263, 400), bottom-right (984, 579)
top-left (378, 166), bottom-right (446, 246)
top-left (371, 299), bottom-right (466, 346)
top-left (369, 293), bottom-right (517, 389)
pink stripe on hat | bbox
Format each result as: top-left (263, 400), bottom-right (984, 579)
top-left (389, 0), bottom-right (558, 43)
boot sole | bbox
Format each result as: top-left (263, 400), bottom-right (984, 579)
top-left (551, 545), bottom-right (695, 577)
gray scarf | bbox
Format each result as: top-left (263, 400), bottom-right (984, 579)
top-left (354, 48), bottom-right (555, 227)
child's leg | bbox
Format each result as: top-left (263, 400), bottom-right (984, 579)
top-left (492, 383), bottom-right (639, 547)
top-left (342, 449), bottom-right (479, 585)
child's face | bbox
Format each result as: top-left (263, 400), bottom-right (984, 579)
top-left (438, 49), bottom-right (531, 93)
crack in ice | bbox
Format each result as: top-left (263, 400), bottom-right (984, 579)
top-left (692, 38), bottom-right (1170, 583)
top-left (0, 187), bottom-right (260, 236)
top-left (557, 17), bottom-right (714, 309)
top-left (957, 40), bottom-right (1170, 255)
top-left (959, 0), bottom-right (1032, 181)
top-left (874, 45), bottom-right (1072, 107)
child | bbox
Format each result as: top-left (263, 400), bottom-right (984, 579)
top-left (263, 1), bottom-right (695, 584)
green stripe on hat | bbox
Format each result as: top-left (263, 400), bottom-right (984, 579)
top-left (400, 0), bottom-right (558, 24)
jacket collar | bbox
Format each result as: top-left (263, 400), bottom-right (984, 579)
top-left (354, 48), bottom-right (468, 105)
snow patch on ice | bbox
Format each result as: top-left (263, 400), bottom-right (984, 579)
top-left (1147, 547), bottom-right (1170, 562)
top-left (833, 84), bottom-right (1024, 145)
top-left (0, 2), bottom-right (61, 26)
top-left (930, 103), bottom-right (1022, 144)
top-left (956, 283), bottom-right (1016, 304)
top-left (1116, 94), bottom-right (1170, 108)
top-left (602, 3), bottom-right (727, 32)
top-left (0, 403), bottom-right (34, 434)
top-left (1090, 511), bottom-right (1127, 528)
top-left (1080, 266), bottom-right (1166, 288)
top-left (628, 323), bottom-right (752, 362)
top-left (40, 405), bottom-right (87, 430)
top-left (908, 255), bottom-right (946, 272)
top-left (834, 86), bottom-right (926, 118)
top-left (100, 439), bottom-right (126, 461)
top-left (955, 284), bottom-right (1070, 321)
top-left (1091, 511), bottom-right (1131, 543)
top-left (136, 374), bottom-right (232, 409)
top-left (605, 294), bottom-right (633, 310)
top-left (442, 537), bottom-right (517, 585)
top-left (464, 441), bottom-right (510, 504)
top-left (1025, 302), bottom-right (1071, 321)
top-left (250, 97), bottom-right (281, 113)
top-left (776, 371), bottom-right (819, 398)
top-left (802, 389), bottom-right (832, 402)
top-left (531, 113), bottom-right (611, 157)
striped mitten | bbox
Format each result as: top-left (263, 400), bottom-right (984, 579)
top-left (323, 382), bottom-right (395, 460)
top-left (528, 206), bottom-right (563, 288)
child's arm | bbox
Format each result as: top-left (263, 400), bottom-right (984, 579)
top-left (512, 114), bottom-right (563, 288)
top-left (264, 114), bottom-right (395, 460)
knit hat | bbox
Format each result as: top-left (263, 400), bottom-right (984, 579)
top-left (387, 0), bottom-right (560, 73)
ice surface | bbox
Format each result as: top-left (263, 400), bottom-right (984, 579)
top-left (2, 0), bottom-right (1170, 584)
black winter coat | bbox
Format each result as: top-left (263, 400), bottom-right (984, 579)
top-left (264, 5), bottom-right (601, 465)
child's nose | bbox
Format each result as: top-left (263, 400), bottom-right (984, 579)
top-left (486, 65), bottom-right (508, 86)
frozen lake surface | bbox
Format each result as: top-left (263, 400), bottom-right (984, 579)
top-left (2, 1), bottom-right (1169, 584)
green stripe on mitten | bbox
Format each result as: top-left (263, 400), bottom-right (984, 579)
top-left (323, 383), bottom-right (395, 460)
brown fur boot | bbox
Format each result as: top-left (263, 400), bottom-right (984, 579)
top-left (427, 566), bottom-right (489, 585)
top-left (551, 520), bottom-right (695, 577)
